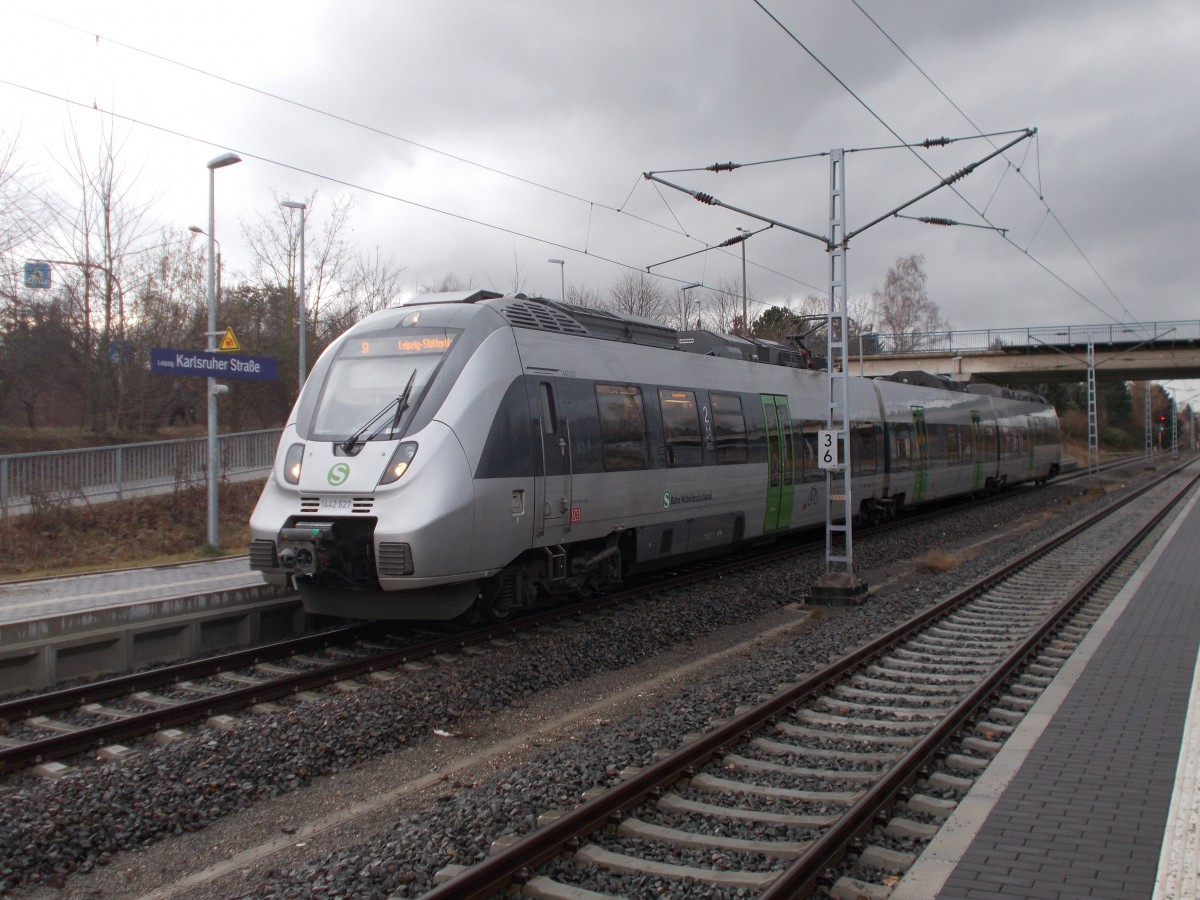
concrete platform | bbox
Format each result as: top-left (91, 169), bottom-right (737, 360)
top-left (893, 485), bottom-right (1200, 899)
top-left (0, 558), bottom-right (296, 691)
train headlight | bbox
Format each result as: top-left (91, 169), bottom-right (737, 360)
top-left (283, 443), bottom-right (305, 485)
top-left (380, 441), bottom-right (418, 485)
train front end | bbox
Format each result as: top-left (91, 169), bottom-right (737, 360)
top-left (248, 292), bottom-right (520, 620)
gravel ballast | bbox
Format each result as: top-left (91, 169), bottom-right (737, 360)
top-left (3, 470), bottom-right (1155, 899)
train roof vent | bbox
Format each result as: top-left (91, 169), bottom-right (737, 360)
top-left (559, 303), bottom-right (679, 348)
top-left (877, 370), bottom-right (969, 392)
top-left (499, 299), bottom-right (592, 337)
top-left (399, 289), bottom-right (504, 306)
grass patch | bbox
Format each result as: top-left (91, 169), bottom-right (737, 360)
top-left (0, 479), bottom-right (264, 580)
top-left (917, 548), bottom-right (968, 573)
top-left (0, 426), bottom-right (205, 455)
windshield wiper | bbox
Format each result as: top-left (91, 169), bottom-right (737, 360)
top-left (340, 371), bottom-right (417, 454)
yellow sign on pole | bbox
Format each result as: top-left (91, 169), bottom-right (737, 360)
top-left (218, 327), bottom-right (240, 352)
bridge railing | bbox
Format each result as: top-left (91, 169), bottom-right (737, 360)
top-left (859, 319), bottom-right (1200, 355)
top-left (0, 428), bottom-right (282, 517)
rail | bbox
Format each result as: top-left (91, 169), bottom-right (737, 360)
top-left (858, 318), bottom-right (1200, 356)
top-left (0, 429), bottom-right (282, 517)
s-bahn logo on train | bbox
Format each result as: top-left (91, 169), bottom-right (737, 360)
top-left (663, 490), bottom-right (713, 509)
top-left (327, 463), bottom-right (350, 486)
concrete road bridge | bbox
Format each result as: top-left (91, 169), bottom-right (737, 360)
top-left (848, 319), bottom-right (1200, 385)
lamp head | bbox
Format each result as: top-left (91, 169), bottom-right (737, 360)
top-left (207, 152), bottom-right (242, 170)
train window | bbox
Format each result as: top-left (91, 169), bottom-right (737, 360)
top-left (538, 383), bottom-right (557, 435)
top-left (926, 423), bottom-right (947, 466)
top-left (659, 388), bottom-right (702, 467)
top-left (800, 421), bottom-right (824, 481)
top-left (596, 384), bottom-right (648, 470)
top-left (891, 423), bottom-right (914, 472)
top-left (944, 424), bottom-right (959, 466)
top-left (981, 422), bottom-right (997, 460)
top-left (309, 328), bottom-right (460, 441)
top-left (852, 422), bottom-right (879, 476)
top-left (959, 424), bottom-right (974, 462)
top-left (710, 392), bottom-right (749, 464)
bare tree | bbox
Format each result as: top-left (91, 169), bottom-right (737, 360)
top-left (565, 283), bottom-right (603, 308)
top-left (509, 251), bottom-right (525, 295)
top-left (608, 270), bottom-right (668, 321)
top-left (419, 273), bottom-right (473, 294)
top-left (122, 227), bottom-right (208, 430)
top-left (323, 245), bottom-right (407, 339)
top-left (46, 117), bottom-right (157, 430)
top-left (0, 129), bottom-right (45, 286)
top-left (873, 253), bottom-right (949, 351)
top-left (699, 276), bottom-right (748, 335)
top-left (666, 285), bottom-right (703, 330)
top-left (242, 191), bottom-right (361, 396)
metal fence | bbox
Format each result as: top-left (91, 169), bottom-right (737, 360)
top-left (0, 429), bottom-right (282, 517)
top-left (863, 319), bottom-right (1200, 355)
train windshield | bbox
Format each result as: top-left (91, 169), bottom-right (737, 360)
top-left (308, 329), bottom-right (459, 442)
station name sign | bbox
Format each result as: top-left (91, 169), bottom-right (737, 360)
top-left (150, 348), bottom-right (278, 382)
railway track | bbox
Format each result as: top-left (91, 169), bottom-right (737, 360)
top-left (0, 457), bottom-right (1152, 779)
top-left (422, 462), bottom-right (1198, 898)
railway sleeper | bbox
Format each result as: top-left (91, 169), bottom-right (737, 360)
top-left (776, 720), bottom-right (920, 748)
top-left (817, 695), bottom-right (948, 721)
top-left (571, 843), bottom-right (777, 891)
top-left (886, 647), bottom-right (995, 666)
top-left (796, 707), bottom-right (935, 734)
top-left (899, 793), bottom-right (958, 821)
top-left (521, 874), bottom-right (621, 899)
top-left (688, 771), bottom-right (863, 805)
top-left (886, 817), bottom-right (941, 841)
top-left (847, 672), bottom-right (967, 694)
top-left (830, 874), bottom-right (893, 900)
top-left (25, 716), bottom-right (82, 735)
top-left (857, 843), bottom-right (919, 877)
top-left (925, 771), bottom-right (974, 795)
top-left (658, 791), bottom-right (838, 828)
top-left (974, 720), bottom-right (1016, 740)
top-left (78, 703), bottom-right (139, 720)
top-left (866, 663), bottom-right (979, 685)
top-left (960, 735), bottom-right (1004, 755)
top-left (987, 706), bottom-right (1027, 724)
top-left (722, 752), bottom-right (881, 784)
top-left (998, 694), bottom-right (1036, 712)
top-left (834, 684), bottom-right (960, 706)
top-left (618, 816), bottom-right (810, 859)
top-left (752, 735), bottom-right (902, 767)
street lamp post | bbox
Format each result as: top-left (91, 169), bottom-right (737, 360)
top-left (736, 227), bottom-right (749, 336)
top-left (187, 226), bottom-right (222, 302)
top-left (681, 282), bottom-right (701, 329)
top-left (547, 258), bottom-right (565, 302)
top-left (204, 151), bottom-right (241, 550)
top-left (281, 200), bottom-right (307, 389)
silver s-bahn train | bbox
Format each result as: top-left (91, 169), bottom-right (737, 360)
top-left (248, 289), bottom-right (1062, 621)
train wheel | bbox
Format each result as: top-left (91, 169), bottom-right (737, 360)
top-left (478, 574), bottom-right (520, 622)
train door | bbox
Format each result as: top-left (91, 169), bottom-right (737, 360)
top-left (760, 394), bottom-right (795, 532)
top-left (971, 410), bottom-right (985, 492)
top-left (1025, 415), bottom-right (1037, 478)
top-left (535, 381), bottom-right (572, 538)
top-left (912, 406), bottom-right (930, 502)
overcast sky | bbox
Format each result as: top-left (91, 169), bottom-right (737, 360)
top-left (3, 0), bottom-right (1198, 336)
